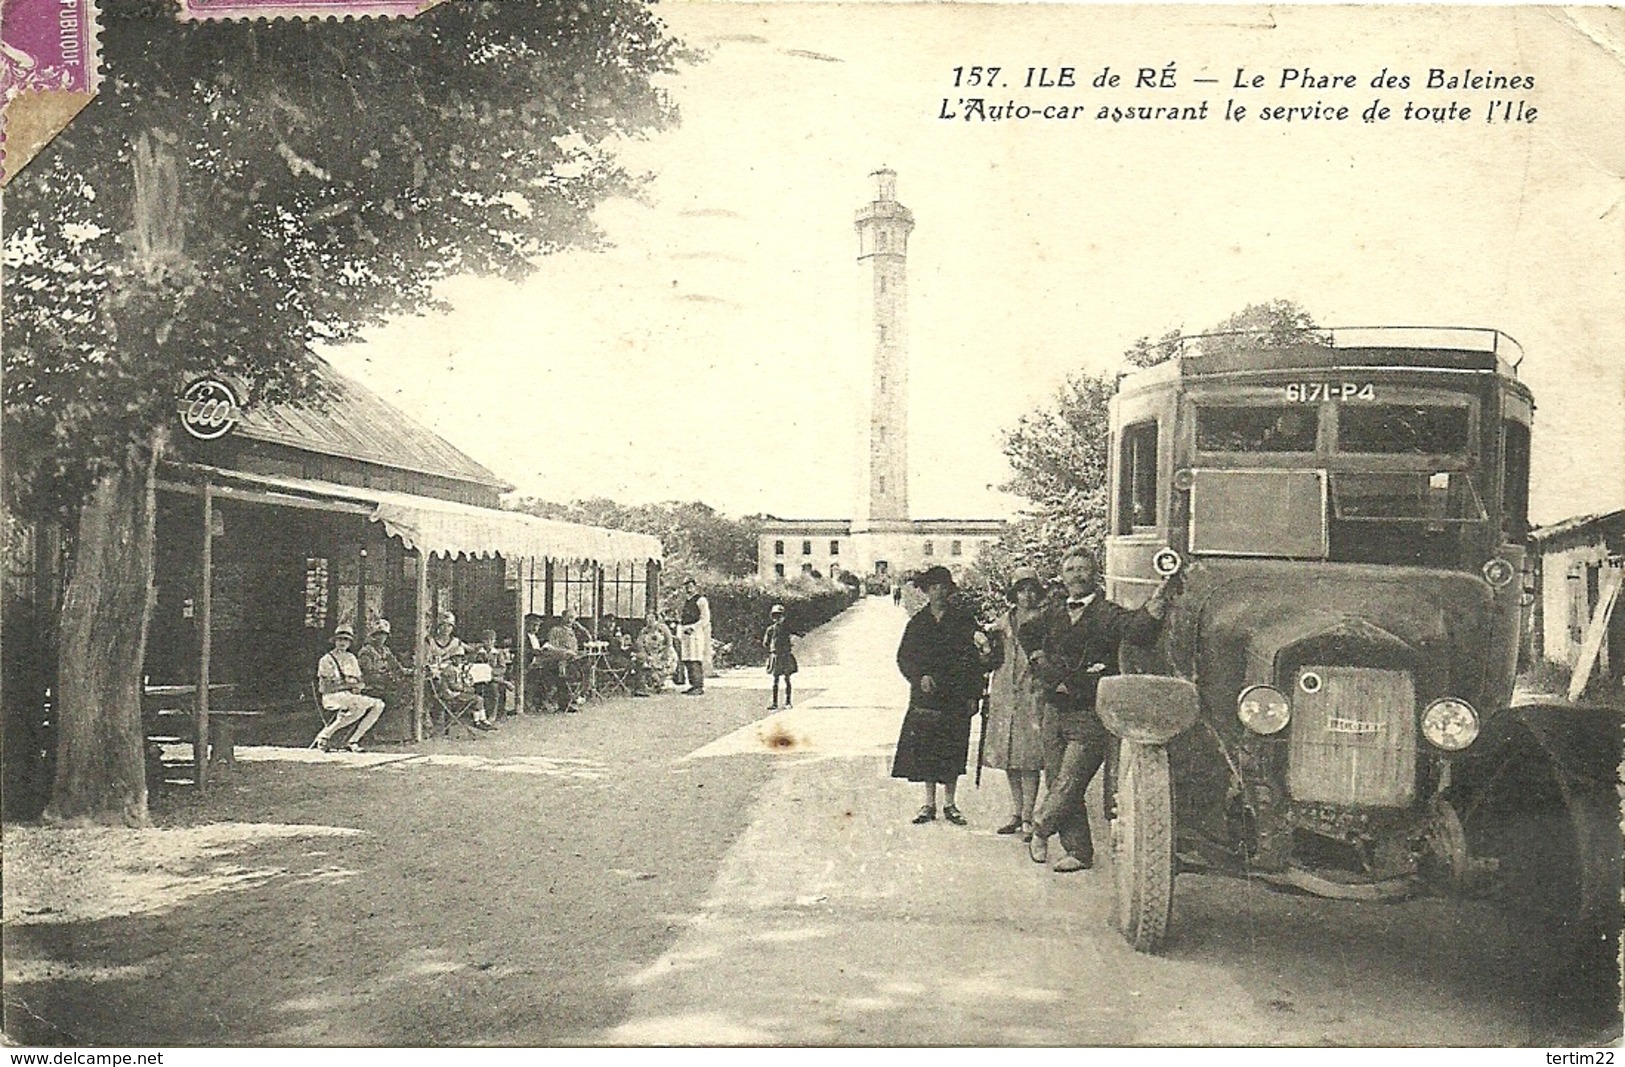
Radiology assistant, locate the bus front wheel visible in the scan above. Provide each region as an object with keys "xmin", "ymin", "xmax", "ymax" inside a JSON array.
[{"xmin": 1112, "ymin": 738, "xmax": 1175, "ymax": 953}]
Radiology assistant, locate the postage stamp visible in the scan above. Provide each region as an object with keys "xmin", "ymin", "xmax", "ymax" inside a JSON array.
[
  {"xmin": 0, "ymin": 0, "xmax": 101, "ymax": 182},
  {"xmin": 177, "ymin": 0, "xmax": 444, "ymax": 20}
]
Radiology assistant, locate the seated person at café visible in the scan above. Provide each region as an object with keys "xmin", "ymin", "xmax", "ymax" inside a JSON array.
[
  {"xmin": 423, "ymin": 611, "xmax": 466, "ymax": 670},
  {"xmin": 312, "ymin": 624, "xmax": 386, "ymax": 753},
  {"xmin": 602, "ymin": 614, "xmax": 634, "ymax": 669},
  {"xmin": 633, "ymin": 611, "xmax": 674, "ymax": 697},
  {"xmin": 428, "ymin": 645, "xmax": 494, "ymax": 733},
  {"xmin": 358, "ymin": 618, "xmax": 411, "ymax": 717},
  {"xmin": 524, "ymin": 613, "xmax": 548, "ymax": 712},
  {"xmin": 534, "ymin": 615, "xmax": 582, "ymax": 713},
  {"xmin": 470, "ymin": 628, "xmax": 516, "ymax": 719},
  {"xmin": 575, "ymin": 615, "xmax": 598, "ymax": 644}
]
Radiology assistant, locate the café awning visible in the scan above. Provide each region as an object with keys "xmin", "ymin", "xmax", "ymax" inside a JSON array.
[
  {"xmin": 159, "ymin": 466, "xmax": 662, "ymax": 567},
  {"xmin": 368, "ymin": 489, "xmax": 661, "ymax": 566}
]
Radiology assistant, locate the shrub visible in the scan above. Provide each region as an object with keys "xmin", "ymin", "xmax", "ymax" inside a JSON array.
[{"xmin": 670, "ymin": 573, "xmax": 856, "ymax": 668}]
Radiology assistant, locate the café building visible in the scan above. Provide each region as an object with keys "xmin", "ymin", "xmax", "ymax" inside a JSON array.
[{"xmin": 6, "ymin": 359, "xmax": 661, "ymax": 784}]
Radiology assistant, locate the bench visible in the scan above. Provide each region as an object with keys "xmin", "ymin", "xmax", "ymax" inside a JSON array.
[
  {"xmin": 144, "ymin": 689, "xmax": 316, "ymax": 767},
  {"xmin": 144, "ymin": 708, "xmax": 273, "ymax": 766}
]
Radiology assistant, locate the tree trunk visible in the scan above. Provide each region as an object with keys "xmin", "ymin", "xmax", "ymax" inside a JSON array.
[{"xmin": 44, "ymin": 434, "xmax": 162, "ymax": 827}]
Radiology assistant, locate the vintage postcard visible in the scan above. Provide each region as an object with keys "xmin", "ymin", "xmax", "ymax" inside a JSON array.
[{"xmin": 1, "ymin": 0, "xmax": 1621, "ymax": 1052}]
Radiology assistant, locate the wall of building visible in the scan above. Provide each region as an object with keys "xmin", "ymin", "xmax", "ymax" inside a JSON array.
[
  {"xmin": 759, "ymin": 526, "xmax": 1001, "ymax": 582},
  {"xmin": 759, "ymin": 529, "xmax": 850, "ymax": 581},
  {"xmin": 1538, "ymin": 541, "xmax": 1618, "ymax": 671}
]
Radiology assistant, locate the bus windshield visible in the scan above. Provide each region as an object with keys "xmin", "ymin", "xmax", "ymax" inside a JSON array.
[
  {"xmin": 1331, "ymin": 471, "xmax": 1486, "ymax": 523},
  {"xmin": 1337, "ymin": 405, "xmax": 1470, "ymax": 454},
  {"xmin": 1196, "ymin": 404, "xmax": 1318, "ymax": 452}
]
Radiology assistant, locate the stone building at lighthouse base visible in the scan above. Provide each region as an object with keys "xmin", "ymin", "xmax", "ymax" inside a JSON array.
[{"xmin": 757, "ymin": 517, "xmax": 1006, "ymax": 586}]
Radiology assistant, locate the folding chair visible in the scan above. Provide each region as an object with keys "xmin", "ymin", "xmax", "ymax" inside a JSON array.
[
  {"xmin": 564, "ymin": 657, "xmax": 594, "ymax": 707},
  {"xmin": 600, "ymin": 639, "xmax": 637, "ymax": 698},
  {"xmin": 576, "ymin": 641, "xmax": 610, "ymax": 703},
  {"xmin": 426, "ymin": 667, "xmax": 483, "ymax": 739},
  {"xmin": 315, "ymin": 680, "xmax": 336, "ymax": 731}
]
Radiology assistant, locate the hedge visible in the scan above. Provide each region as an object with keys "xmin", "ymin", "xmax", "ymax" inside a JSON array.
[{"xmin": 670, "ymin": 574, "xmax": 858, "ymax": 668}]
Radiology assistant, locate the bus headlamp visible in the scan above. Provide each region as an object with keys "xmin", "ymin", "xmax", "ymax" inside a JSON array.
[
  {"xmin": 1422, "ymin": 698, "xmax": 1480, "ymax": 751},
  {"xmin": 1238, "ymin": 685, "xmax": 1291, "ymax": 735}
]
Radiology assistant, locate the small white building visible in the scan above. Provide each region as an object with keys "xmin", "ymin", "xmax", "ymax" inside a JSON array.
[
  {"xmin": 1527, "ymin": 509, "xmax": 1624, "ymax": 697},
  {"xmin": 757, "ymin": 517, "xmax": 1006, "ymax": 583}
]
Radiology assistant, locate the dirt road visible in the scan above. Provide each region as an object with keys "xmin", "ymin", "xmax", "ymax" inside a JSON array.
[{"xmin": 3, "ymin": 597, "xmax": 1616, "ymax": 1046}]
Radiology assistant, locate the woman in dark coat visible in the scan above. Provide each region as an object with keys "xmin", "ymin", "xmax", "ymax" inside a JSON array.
[{"xmin": 892, "ymin": 566, "xmax": 995, "ymax": 825}]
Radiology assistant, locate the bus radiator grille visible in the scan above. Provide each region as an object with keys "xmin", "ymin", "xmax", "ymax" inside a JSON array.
[{"xmin": 1286, "ymin": 666, "xmax": 1416, "ymax": 808}]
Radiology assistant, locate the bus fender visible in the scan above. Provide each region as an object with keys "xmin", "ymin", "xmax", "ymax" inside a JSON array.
[
  {"xmin": 1454, "ymin": 702, "xmax": 1622, "ymax": 935},
  {"xmin": 1097, "ymin": 675, "xmax": 1200, "ymax": 745}
]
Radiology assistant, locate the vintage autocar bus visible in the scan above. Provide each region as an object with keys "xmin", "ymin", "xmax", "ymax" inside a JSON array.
[{"xmin": 1097, "ymin": 326, "xmax": 1619, "ymax": 955}]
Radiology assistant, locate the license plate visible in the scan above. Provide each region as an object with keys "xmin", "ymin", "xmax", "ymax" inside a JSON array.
[
  {"xmin": 1283, "ymin": 382, "xmax": 1376, "ymax": 402},
  {"xmin": 1326, "ymin": 716, "xmax": 1386, "ymax": 735}
]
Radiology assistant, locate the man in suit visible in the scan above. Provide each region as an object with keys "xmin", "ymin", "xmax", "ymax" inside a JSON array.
[{"xmin": 1021, "ymin": 550, "xmax": 1173, "ymax": 872}]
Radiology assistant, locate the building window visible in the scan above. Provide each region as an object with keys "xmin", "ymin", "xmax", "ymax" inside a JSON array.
[
  {"xmin": 923, "ymin": 541, "xmax": 934, "ymax": 557},
  {"xmin": 802, "ymin": 540, "xmax": 812, "ymax": 555},
  {"xmin": 829, "ymin": 540, "xmax": 840, "ymax": 556},
  {"xmin": 774, "ymin": 540, "xmax": 784, "ymax": 556},
  {"xmin": 774, "ymin": 563, "xmax": 785, "ymax": 578},
  {"xmin": 950, "ymin": 540, "xmax": 962, "ymax": 556},
  {"xmin": 802, "ymin": 562, "xmax": 814, "ymax": 575}
]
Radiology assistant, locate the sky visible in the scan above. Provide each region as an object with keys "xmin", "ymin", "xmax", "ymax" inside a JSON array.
[{"xmin": 323, "ymin": 3, "xmax": 1624, "ymax": 527}]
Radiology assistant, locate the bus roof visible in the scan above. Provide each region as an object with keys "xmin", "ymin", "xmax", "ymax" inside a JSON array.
[{"xmin": 1116, "ymin": 326, "xmax": 1525, "ymax": 393}]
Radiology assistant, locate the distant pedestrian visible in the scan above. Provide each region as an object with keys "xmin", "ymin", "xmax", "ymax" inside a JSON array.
[
  {"xmin": 983, "ymin": 566, "xmax": 1048, "ymax": 841},
  {"xmin": 892, "ymin": 583, "xmax": 903, "ymax": 607},
  {"xmin": 891, "ymin": 566, "xmax": 994, "ymax": 826},
  {"xmin": 677, "ymin": 578, "xmax": 711, "ymax": 695},
  {"xmin": 763, "ymin": 603, "xmax": 798, "ymax": 709}
]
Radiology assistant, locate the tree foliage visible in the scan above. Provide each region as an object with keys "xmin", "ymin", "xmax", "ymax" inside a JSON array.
[
  {"xmin": 997, "ymin": 370, "xmax": 1117, "ymax": 570},
  {"xmin": 993, "ymin": 300, "xmax": 1322, "ymax": 579},
  {"xmin": 511, "ymin": 497, "xmax": 763, "ymax": 581},
  {"xmin": 1, "ymin": 0, "xmax": 685, "ymax": 823},
  {"xmin": 4, "ymin": 0, "xmax": 682, "ymax": 515}
]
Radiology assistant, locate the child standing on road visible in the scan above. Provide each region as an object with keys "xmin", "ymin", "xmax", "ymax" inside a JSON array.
[{"xmin": 763, "ymin": 604, "xmax": 798, "ymax": 710}]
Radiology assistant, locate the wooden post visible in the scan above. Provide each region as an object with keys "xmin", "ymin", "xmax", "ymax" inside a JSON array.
[
  {"xmin": 513, "ymin": 557, "xmax": 526, "ymax": 716},
  {"xmin": 412, "ymin": 548, "xmax": 428, "ymax": 742},
  {"xmin": 196, "ymin": 478, "xmax": 214, "ymax": 791},
  {"xmin": 592, "ymin": 562, "xmax": 603, "ymax": 637}
]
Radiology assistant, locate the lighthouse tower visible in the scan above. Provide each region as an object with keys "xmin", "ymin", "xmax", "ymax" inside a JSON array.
[
  {"xmin": 754, "ymin": 169, "xmax": 1005, "ymax": 586},
  {"xmin": 853, "ymin": 167, "xmax": 913, "ymax": 528}
]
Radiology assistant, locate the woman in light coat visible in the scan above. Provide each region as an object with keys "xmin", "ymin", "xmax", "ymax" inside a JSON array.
[{"xmin": 981, "ymin": 566, "xmax": 1048, "ymax": 840}]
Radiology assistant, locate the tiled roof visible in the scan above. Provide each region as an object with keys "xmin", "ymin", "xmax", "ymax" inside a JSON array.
[
  {"xmin": 1530, "ymin": 508, "xmax": 1625, "ymax": 544},
  {"xmin": 236, "ymin": 359, "xmax": 510, "ymax": 492}
]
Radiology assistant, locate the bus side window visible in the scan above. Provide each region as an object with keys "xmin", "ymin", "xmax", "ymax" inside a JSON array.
[
  {"xmin": 1119, "ymin": 419, "xmax": 1159, "ymax": 532},
  {"xmin": 1501, "ymin": 419, "xmax": 1530, "ymax": 541}
]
